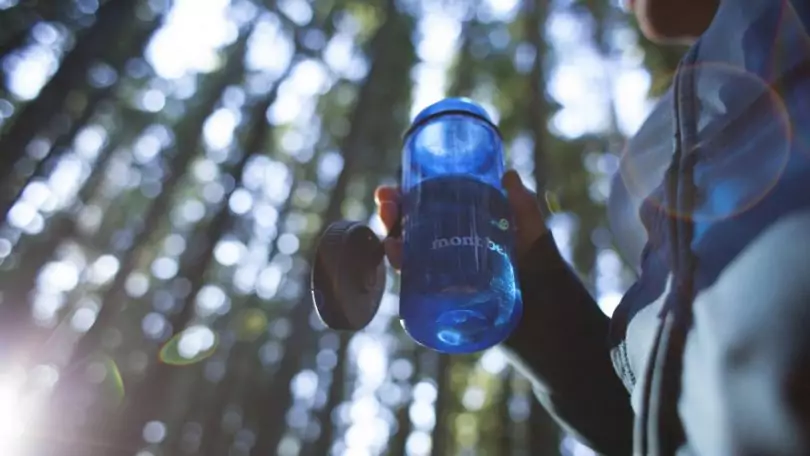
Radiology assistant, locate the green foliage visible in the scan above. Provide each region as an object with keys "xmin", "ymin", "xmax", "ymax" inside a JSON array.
[{"xmin": 638, "ymin": 36, "xmax": 687, "ymax": 96}]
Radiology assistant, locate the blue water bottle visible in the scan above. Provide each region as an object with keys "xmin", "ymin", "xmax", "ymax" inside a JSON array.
[{"xmin": 311, "ymin": 98, "xmax": 523, "ymax": 354}]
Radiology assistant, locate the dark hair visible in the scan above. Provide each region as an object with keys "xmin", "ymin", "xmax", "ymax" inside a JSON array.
[{"xmin": 636, "ymin": 0, "xmax": 719, "ymax": 44}]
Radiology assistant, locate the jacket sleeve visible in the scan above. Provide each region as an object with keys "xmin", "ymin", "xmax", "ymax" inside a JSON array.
[
  {"xmin": 500, "ymin": 232, "xmax": 634, "ymax": 456},
  {"xmin": 677, "ymin": 210, "xmax": 810, "ymax": 456}
]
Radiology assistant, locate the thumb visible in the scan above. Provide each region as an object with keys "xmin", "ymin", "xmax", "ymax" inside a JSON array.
[
  {"xmin": 502, "ymin": 170, "xmax": 548, "ymax": 253},
  {"xmin": 502, "ymin": 170, "xmax": 538, "ymax": 214}
]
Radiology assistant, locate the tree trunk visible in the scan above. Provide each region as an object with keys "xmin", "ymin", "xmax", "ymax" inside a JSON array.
[
  {"xmin": 192, "ymin": 80, "xmax": 295, "ymax": 453},
  {"xmin": 83, "ymin": 39, "xmax": 279, "ymax": 456},
  {"xmin": 251, "ymin": 4, "xmax": 415, "ymax": 453},
  {"xmin": 447, "ymin": 6, "xmax": 481, "ymax": 99},
  {"xmin": 0, "ymin": 0, "xmax": 69, "ymax": 63},
  {"xmin": 200, "ymin": 335, "xmax": 256, "ymax": 456},
  {"xmin": 528, "ymin": 399, "xmax": 560, "ymax": 455},
  {"xmin": 0, "ymin": 0, "xmax": 141, "ymax": 185},
  {"xmin": 202, "ymin": 179, "xmax": 299, "ymax": 454},
  {"xmin": 36, "ymin": 31, "xmax": 254, "ymax": 456},
  {"xmin": 497, "ymin": 369, "xmax": 515, "ymax": 456},
  {"xmin": 306, "ymin": 331, "xmax": 349, "ymax": 456},
  {"xmin": 0, "ymin": 109, "xmax": 150, "ymax": 368},
  {"xmin": 522, "ymin": 2, "xmax": 562, "ymax": 453},
  {"xmin": 388, "ymin": 346, "xmax": 418, "ymax": 456},
  {"xmin": 430, "ymin": 354, "xmax": 451, "ymax": 456},
  {"xmin": 68, "ymin": 30, "xmax": 253, "ymax": 368},
  {"xmin": 524, "ymin": 0, "xmax": 551, "ymax": 203},
  {"xmin": 0, "ymin": 12, "xmax": 165, "ymax": 226}
]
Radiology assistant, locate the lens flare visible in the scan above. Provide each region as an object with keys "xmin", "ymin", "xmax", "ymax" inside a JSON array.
[
  {"xmin": 159, "ymin": 325, "xmax": 219, "ymax": 366},
  {"xmin": 618, "ymin": 61, "xmax": 791, "ymax": 223},
  {"xmin": 0, "ymin": 369, "xmax": 33, "ymax": 456}
]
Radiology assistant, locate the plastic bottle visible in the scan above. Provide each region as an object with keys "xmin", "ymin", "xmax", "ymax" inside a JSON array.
[{"xmin": 398, "ymin": 98, "xmax": 523, "ymax": 354}]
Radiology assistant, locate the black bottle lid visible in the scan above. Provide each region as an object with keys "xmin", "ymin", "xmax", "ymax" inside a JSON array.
[{"xmin": 311, "ymin": 220, "xmax": 387, "ymax": 331}]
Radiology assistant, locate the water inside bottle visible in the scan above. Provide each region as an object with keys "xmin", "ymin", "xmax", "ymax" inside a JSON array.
[{"xmin": 399, "ymin": 174, "xmax": 523, "ymax": 354}]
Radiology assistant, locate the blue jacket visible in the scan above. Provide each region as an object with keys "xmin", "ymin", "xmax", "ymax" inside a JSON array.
[{"xmin": 504, "ymin": 1, "xmax": 810, "ymax": 454}]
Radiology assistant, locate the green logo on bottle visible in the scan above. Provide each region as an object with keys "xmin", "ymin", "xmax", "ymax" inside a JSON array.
[{"xmin": 491, "ymin": 218, "xmax": 509, "ymax": 231}]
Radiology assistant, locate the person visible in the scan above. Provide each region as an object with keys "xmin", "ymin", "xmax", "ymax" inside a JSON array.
[{"xmin": 375, "ymin": 0, "xmax": 810, "ymax": 454}]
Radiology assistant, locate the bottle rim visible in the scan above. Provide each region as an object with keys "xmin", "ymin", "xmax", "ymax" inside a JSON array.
[{"xmin": 403, "ymin": 98, "xmax": 502, "ymax": 140}]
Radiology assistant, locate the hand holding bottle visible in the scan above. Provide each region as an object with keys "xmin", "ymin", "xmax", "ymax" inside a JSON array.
[
  {"xmin": 313, "ymin": 98, "xmax": 545, "ymax": 353},
  {"xmin": 374, "ymin": 169, "xmax": 549, "ymax": 271}
]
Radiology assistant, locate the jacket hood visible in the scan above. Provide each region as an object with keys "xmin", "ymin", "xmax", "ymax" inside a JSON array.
[{"xmin": 608, "ymin": 0, "xmax": 810, "ymax": 273}]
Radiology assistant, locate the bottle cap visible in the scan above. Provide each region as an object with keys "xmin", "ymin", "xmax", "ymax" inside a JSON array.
[
  {"xmin": 311, "ymin": 221, "xmax": 387, "ymax": 331},
  {"xmin": 407, "ymin": 97, "xmax": 498, "ymax": 137}
]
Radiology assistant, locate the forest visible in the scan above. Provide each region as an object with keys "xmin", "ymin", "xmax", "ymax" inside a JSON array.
[{"xmin": 0, "ymin": 0, "xmax": 684, "ymax": 455}]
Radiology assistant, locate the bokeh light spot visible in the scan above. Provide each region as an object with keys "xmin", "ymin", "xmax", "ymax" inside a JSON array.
[{"xmin": 160, "ymin": 325, "xmax": 219, "ymax": 365}]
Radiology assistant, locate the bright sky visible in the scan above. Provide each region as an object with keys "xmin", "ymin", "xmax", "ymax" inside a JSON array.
[
  {"xmin": 3, "ymin": 0, "xmax": 651, "ymax": 137},
  {"xmin": 0, "ymin": 0, "xmax": 652, "ymax": 454}
]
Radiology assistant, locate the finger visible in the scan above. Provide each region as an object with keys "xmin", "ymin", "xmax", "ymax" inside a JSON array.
[
  {"xmin": 377, "ymin": 200, "xmax": 400, "ymax": 236},
  {"xmin": 374, "ymin": 185, "xmax": 400, "ymax": 205},
  {"xmin": 375, "ymin": 186, "xmax": 401, "ymax": 236},
  {"xmin": 384, "ymin": 237, "xmax": 403, "ymax": 270}
]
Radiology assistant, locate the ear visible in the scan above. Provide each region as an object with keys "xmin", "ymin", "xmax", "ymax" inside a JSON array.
[{"xmin": 634, "ymin": 0, "xmax": 720, "ymax": 44}]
